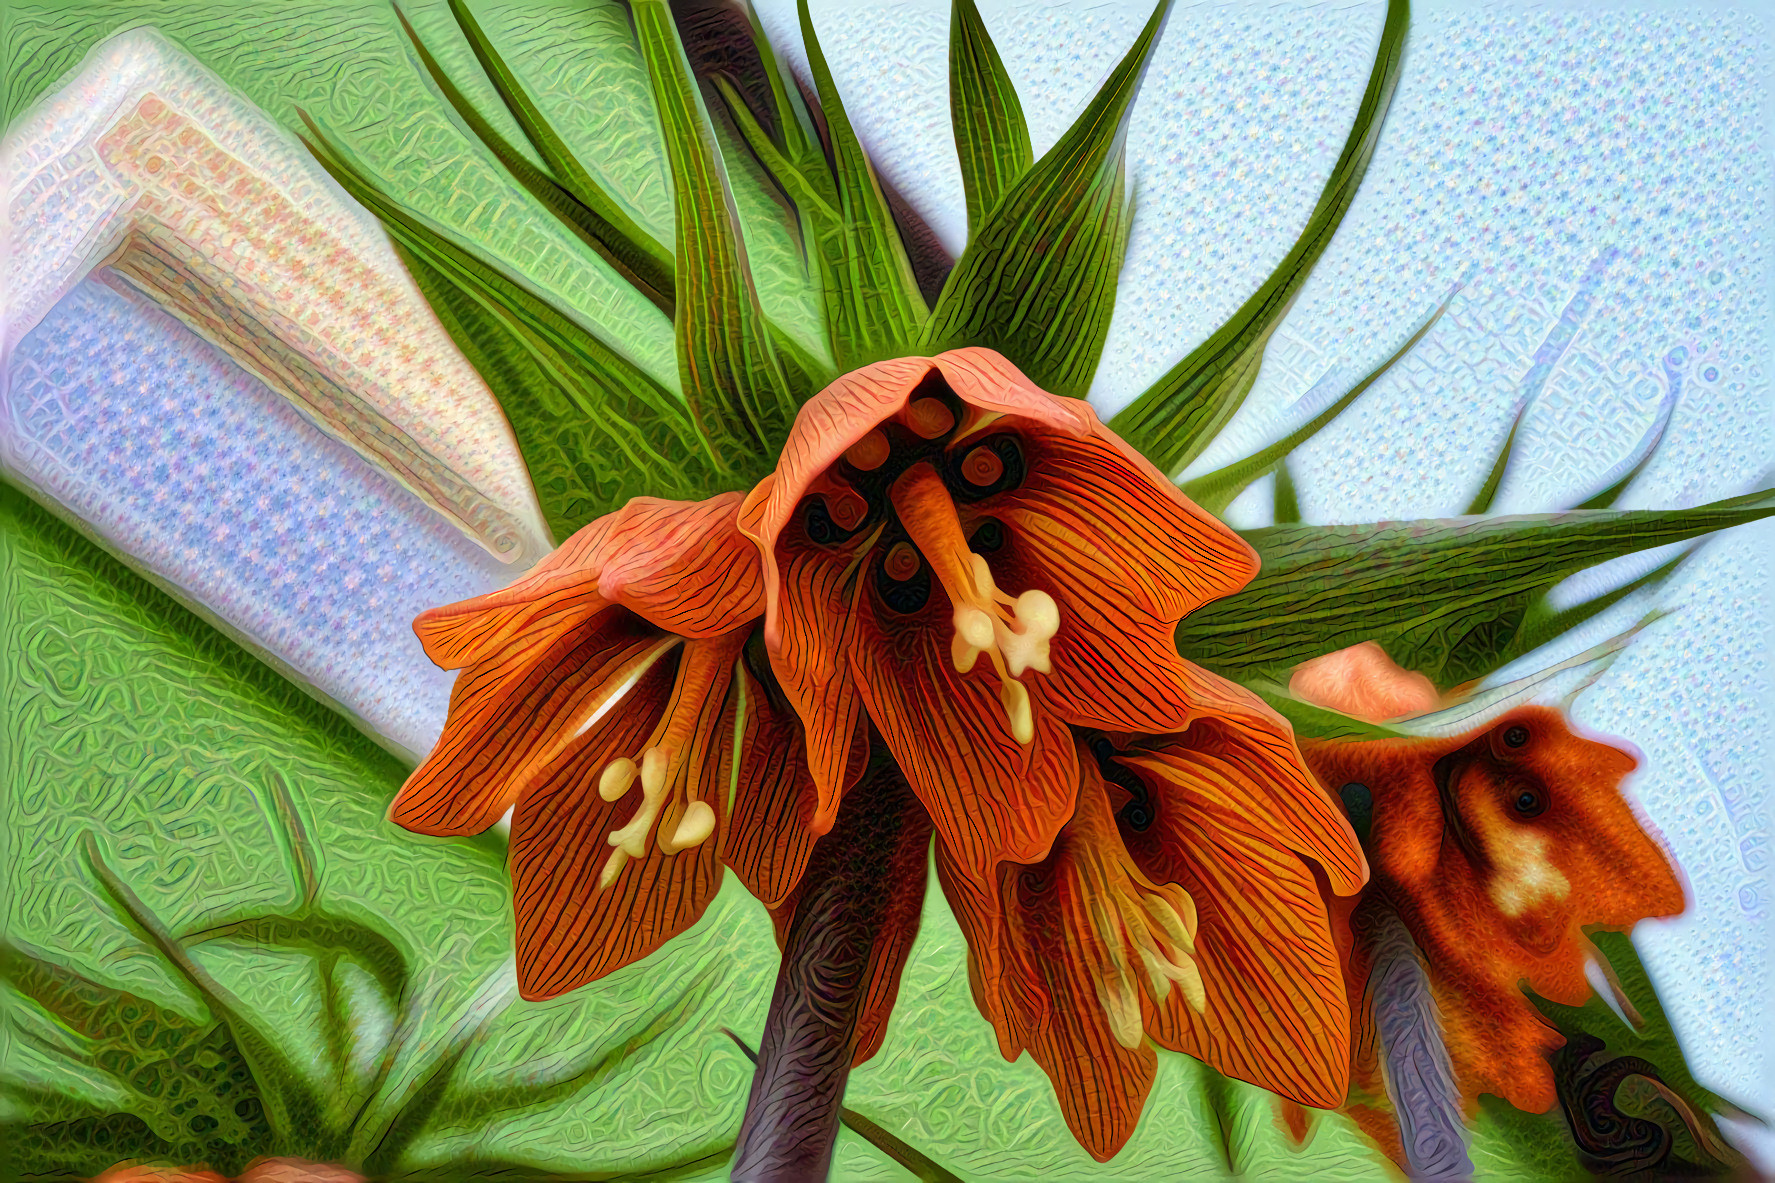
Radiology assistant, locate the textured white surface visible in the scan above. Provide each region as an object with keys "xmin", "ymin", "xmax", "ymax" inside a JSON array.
[{"xmin": 764, "ymin": 0, "xmax": 1774, "ymax": 1163}]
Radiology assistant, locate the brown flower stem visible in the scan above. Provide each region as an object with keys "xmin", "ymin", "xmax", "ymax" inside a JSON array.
[{"xmin": 731, "ymin": 756, "xmax": 927, "ymax": 1182}]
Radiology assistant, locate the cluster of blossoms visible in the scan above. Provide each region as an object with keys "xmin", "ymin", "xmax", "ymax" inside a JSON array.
[
  {"xmin": 394, "ymin": 349, "xmax": 1363, "ymax": 1157},
  {"xmin": 391, "ymin": 349, "xmax": 1682, "ymax": 1162}
]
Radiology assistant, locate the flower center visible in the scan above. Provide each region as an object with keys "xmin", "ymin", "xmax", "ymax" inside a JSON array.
[{"xmin": 890, "ymin": 461, "xmax": 1059, "ymax": 744}]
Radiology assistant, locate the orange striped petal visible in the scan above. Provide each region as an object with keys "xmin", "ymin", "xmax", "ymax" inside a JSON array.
[
  {"xmin": 1124, "ymin": 775, "xmax": 1352, "ymax": 1107},
  {"xmin": 990, "ymin": 427, "xmax": 1257, "ymax": 626},
  {"xmin": 1124, "ymin": 673, "xmax": 1367, "ymax": 896},
  {"xmin": 974, "ymin": 763, "xmax": 1184, "ymax": 1162},
  {"xmin": 849, "ymin": 590, "xmax": 1077, "ymax": 879},
  {"xmin": 509, "ymin": 638, "xmax": 741, "ymax": 998},
  {"xmin": 415, "ymin": 493, "xmax": 759, "ymax": 670},
  {"xmin": 390, "ymin": 610, "xmax": 668, "ymax": 835},
  {"xmin": 723, "ymin": 665, "xmax": 821, "ymax": 909}
]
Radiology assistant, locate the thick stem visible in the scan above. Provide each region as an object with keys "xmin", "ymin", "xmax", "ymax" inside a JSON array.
[{"xmin": 731, "ymin": 757, "xmax": 925, "ymax": 1182}]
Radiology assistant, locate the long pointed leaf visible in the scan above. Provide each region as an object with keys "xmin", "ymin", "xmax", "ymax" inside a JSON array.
[
  {"xmin": 1272, "ymin": 458, "xmax": 1302, "ymax": 524},
  {"xmin": 797, "ymin": 0, "xmax": 930, "ymax": 366},
  {"xmin": 1183, "ymin": 286, "xmax": 1455, "ymax": 514},
  {"xmin": 297, "ymin": 117, "xmax": 715, "ymax": 535},
  {"xmin": 1572, "ymin": 370, "xmax": 1679, "ymax": 510},
  {"xmin": 1500, "ymin": 545, "xmax": 1695, "ymax": 668},
  {"xmin": 922, "ymin": 0, "xmax": 1167, "ymax": 395},
  {"xmin": 1111, "ymin": 0, "xmax": 1409, "ymax": 473},
  {"xmin": 440, "ymin": 0, "xmax": 676, "ymax": 302},
  {"xmin": 949, "ymin": 0, "xmax": 1032, "ymax": 234},
  {"xmin": 394, "ymin": 3, "xmax": 675, "ymax": 314},
  {"xmin": 634, "ymin": 0, "xmax": 796, "ymax": 466},
  {"xmin": 82, "ymin": 834, "xmax": 324, "ymax": 1153},
  {"xmin": 1175, "ymin": 490, "xmax": 1775, "ymax": 687},
  {"xmin": 1465, "ymin": 401, "xmax": 1530, "ymax": 515}
]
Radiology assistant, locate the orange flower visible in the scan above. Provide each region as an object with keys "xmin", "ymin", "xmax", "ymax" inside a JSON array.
[
  {"xmin": 736, "ymin": 348, "xmax": 1261, "ymax": 881},
  {"xmin": 1303, "ymin": 707, "xmax": 1685, "ymax": 1117},
  {"xmin": 736, "ymin": 349, "xmax": 1366, "ymax": 1159},
  {"xmin": 389, "ymin": 494, "xmax": 814, "ymax": 998}
]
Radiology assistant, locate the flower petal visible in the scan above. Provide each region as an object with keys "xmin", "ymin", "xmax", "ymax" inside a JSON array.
[
  {"xmin": 415, "ymin": 493, "xmax": 759, "ymax": 670},
  {"xmin": 723, "ymin": 665, "xmax": 820, "ymax": 908},
  {"xmin": 390, "ymin": 609, "xmax": 667, "ymax": 835},
  {"xmin": 509, "ymin": 642, "xmax": 739, "ymax": 998},
  {"xmin": 1122, "ymin": 771, "xmax": 1352, "ymax": 1108},
  {"xmin": 1125, "ymin": 674, "xmax": 1367, "ymax": 896},
  {"xmin": 1288, "ymin": 641, "xmax": 1442, "ymax": 722},
  {"xmin": 990, "ymin": 426, "xmax": 1256, "ymax": 627},
  {"xmin": 849, "ymin": 589, "xmax": 1077, "ymax": 879}
]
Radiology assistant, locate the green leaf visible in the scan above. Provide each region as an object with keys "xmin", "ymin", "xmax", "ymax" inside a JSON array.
[
  {"xmin": 430, "ymin": 0, "xmax": 676, "ymax": 311},
  {"xmin": 82, "ymin": 834, "xmax": 329, "ymax": 1155},
  {"xmin": 922, "ymin": 0, "xmax": 1166, "ymax": 395},
  {"xmin": 2, "ymin": 940, "xmax": 275, "ymax": 1179},
  {"xmin": 1522, "ymin": 931, "xmax": 1756, "ymax": 1175},
  {"xmin": 1175, "ymin": 490, "xmax": 1775, "ymax": 688},
  {"xmin": 949, "ymin": 0, "xmax": 1033, "ymax": 235},
  {"xmin": 1465, "ymin": 401, "xmax": 1530, "ymax": 515},
  {"xmin": 1182, "ymin": 286, "xmax": 1455, "ymax": 516},
  {"xmin": 1111, "ymin": 0, "xmax": 1409, "ymax": 474},
  {"xmin": 296, "ymin": 116, "xmax": 718, "ymax": 537},
  {"xmin": 1272, "ymin": 458, "xmax": 1301, "ymax": 524},
  {"xmin": 1498, "ymin": 545, "xmax": 1694, "ymax": 670},
  {"xmin": 633, "ymin": 0, "xmax": 797, "ymax": 466},
  {"xmin": 797, "ymin": 0, "xmax": 931, "ymax": 367}
]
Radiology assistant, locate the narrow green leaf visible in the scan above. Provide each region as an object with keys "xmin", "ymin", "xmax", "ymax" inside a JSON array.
[
  {"xmin": 1466, "ymin": 401, "xmax": 1530, "ymax": 515},
  {"xmin": 394, "ymin": 3, "xmax": 676, "ymax": 314},
  {"xmin": 82, "ymin": 834, "xmax": 322, "ymax": 1151},
  {"xmin": 949, "ymin": 0, "xmax": 1033, "ymax": 234},
  {"xmin": 1500, "ymin": 545, "xmax": 1695, "ymax": 668},
  {"xmin": 633, "ymin": 0, "xmax": 797, "ymax": 464},
  {"xmin": 1175, "ymin": 490, "xmax": 1775, "ymax": 688},
  {"xmin": 438, "ymin": 0, "xmax": 676, "ymax": 305},
  {"xmin": 923, "ymin": 1, "xmax": 1166, "ymax": 395},
  {"xmin": 297, "ymin": 116, "xmax": 716, "ymax": 535},
  {"xmin": 716, "ymin": 75, "xmax": 840, "ymax": 221},
  {"xmin": 798, "ymin": 0, "xmax": 931, "ymax": 366},
  {"xmin": 1272, "ymin": 458, "xmax": 1301, "ymax": 524},
  {"xmin": 1111, "ymin": 0, "xmax": 1409, "ymax": 473},
  {"xmin": 1247, "ymin": 681, "xmax": 1407, "ymax": 741},
  {"xmin": 1183, "ymin": 287, "xmax": 1454, "ymax": 515},
  {"xmin": 1572, "ymin": 380, "xmax": 1678, "ymax": 509}
]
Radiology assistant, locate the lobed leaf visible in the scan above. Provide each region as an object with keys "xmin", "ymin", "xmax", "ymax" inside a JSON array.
[
  {"xmin": 948, "ymin": 0, "xmax": 1032, "ymax": 235},
  {"xmin": 633, "ymin": 0, "xmax": 798, "ymax": 466},
  {"xmin": 1111, "ymin": 0, "xmax": 1409, "ymax": 474},
  {"xmin": 1177, "ymin": 490, "xmax": 1775, "ymax": 688},
  {"xmin": 922, "ymin": 0, "xmax": 1167, "ymax": 396}
]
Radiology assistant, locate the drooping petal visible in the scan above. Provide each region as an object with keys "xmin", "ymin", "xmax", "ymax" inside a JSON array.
[
  {"xmin": 951, "ymin": 761, "xmax": 1195, "ymax": 1162},
  {"xmin": 1123, "ymin": 770, "xmax": 1352, "ymax": 1107},
  {"xmin": 756, "ymin": 517, "xmax": 872, "ymax": 830},
  {"xmin": 415, "ymin": 493, "xmax": 760, "ymax": 670},
  {"xmin": 390, "ymin": 609, "xmax": 670, "ymax": 835},
  {"xmin": 723, "ymin": 664, "xmax": 821, "ymax": 908},
  {"xmin": 989, "ymin": 426, "xmax": 1257, "ymax": 627},
  {"xmin": 1124, "ymin": 674, "xmax": 1367, "ymax": 896},
  {"xmin": 849, "ymin": 584, "xmax": 1078, "ymax": 878},
  {"xmin": 509, "ymin": 638, "xmax": 741, "ymax": 998}
]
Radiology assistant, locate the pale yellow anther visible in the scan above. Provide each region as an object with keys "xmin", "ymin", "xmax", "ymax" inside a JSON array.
[
  {"xmin": 607, "ymin": 744, "xmax": 674, "ymax": 858},
  {"xmin": 942, "ymin": 555, "xmax": 1061, "ymax": 744},
  {"xmin": 597, "ymin": 848, "xmax": 629, "ymax": 890},
  {"xmin": 661, "ymin": 800, "xmax": 716, "ymax": 854},
  {"xmin": 598, "ymin": 757, "xmax": 637, "ymax": 802},
  {"xmin": 952, "ymin": 607, "xmax": 996, "ymax": 672},
  {"xmin": 1145, "ymin": 894, "xmax": 1198, "ymax": 960}
]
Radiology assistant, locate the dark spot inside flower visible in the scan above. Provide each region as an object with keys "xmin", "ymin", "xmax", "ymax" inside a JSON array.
[
  {"xmin": 970, "ymin": 518, "xmax": 1006, "ymax": 552},
  {"xmin": 946, "ymin": 432, "xmax": 1025, "ymax": 503},
  {"xmin": 1339, "ymin": 782, "xmax": 1374, "ymax": 846},
  {"xmin": 874, "ymin": 540, "xmax": 931, "ymax": 614},
  {"xmin": 1091, "ymin": 735, "xmax": 1154, "ymax": 832}
]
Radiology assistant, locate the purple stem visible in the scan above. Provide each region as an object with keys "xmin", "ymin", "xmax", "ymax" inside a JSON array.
[{"xmin": 731, "ymin": 757, "xmax": 925, "ymax": 1182}]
